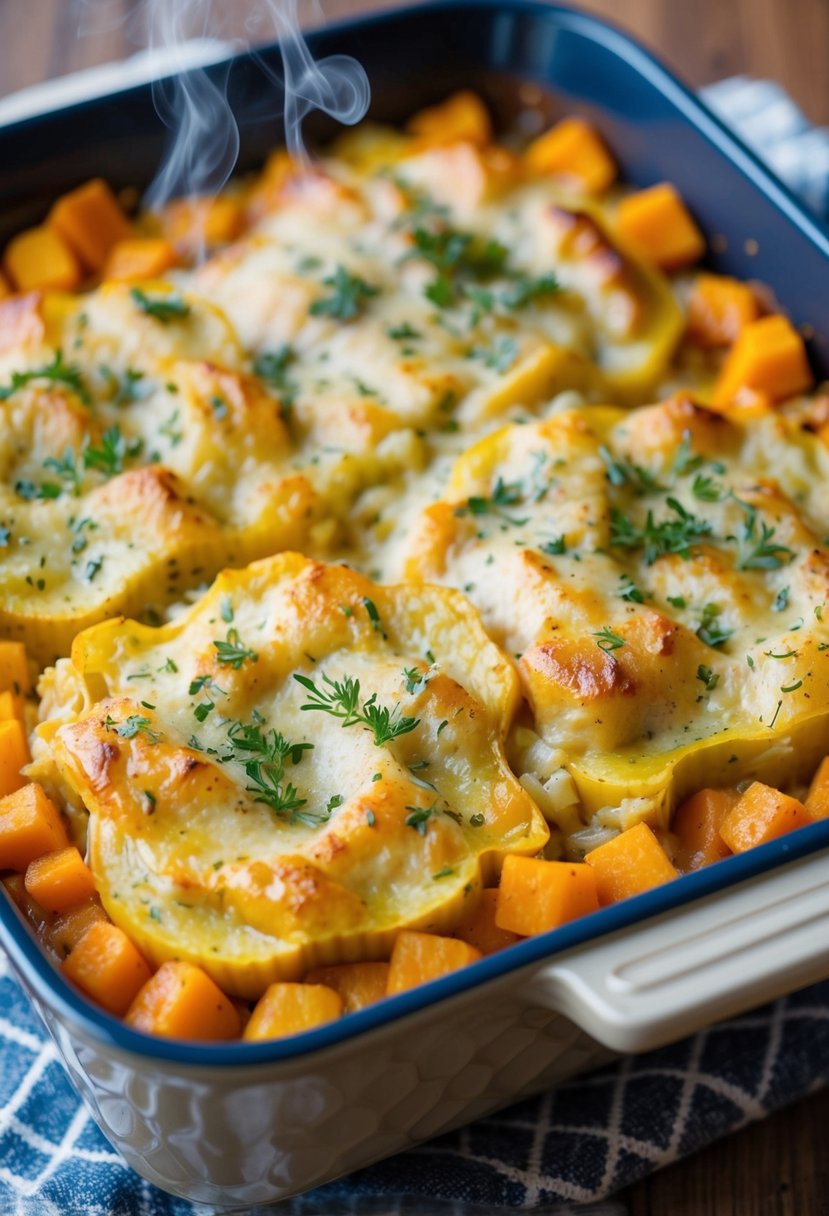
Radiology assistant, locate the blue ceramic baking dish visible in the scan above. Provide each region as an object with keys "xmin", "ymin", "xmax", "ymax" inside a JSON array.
[{"xmin": 2, "ymin": 0, "xmax": 829, "ymax": 1205}]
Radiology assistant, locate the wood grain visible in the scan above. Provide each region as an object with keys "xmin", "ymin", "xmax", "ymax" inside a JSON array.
[{"xmin": 0, "ymin": 1, "xmax": 826, "ymax": 1212}]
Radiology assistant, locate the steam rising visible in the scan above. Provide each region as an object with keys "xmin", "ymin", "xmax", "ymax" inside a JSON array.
[{"xmin": 77, "ymin": 0, "xmax": 370, "ymax": 209}]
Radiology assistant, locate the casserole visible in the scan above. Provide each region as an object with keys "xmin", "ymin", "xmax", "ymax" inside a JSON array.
[{"xmin": 2, "ymin": 0, "xmax": 829, "ymax": 1204}]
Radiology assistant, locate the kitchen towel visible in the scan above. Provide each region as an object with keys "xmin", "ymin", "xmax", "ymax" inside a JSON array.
[{"xmin": 1, "ymin": 68, "xmax": 829, "ymax": 1216}]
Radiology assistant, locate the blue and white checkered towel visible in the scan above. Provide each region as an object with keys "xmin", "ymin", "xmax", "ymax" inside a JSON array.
[{"xmin": 2, "ymin": 75, "xmax": 829, "ymax": 1216}]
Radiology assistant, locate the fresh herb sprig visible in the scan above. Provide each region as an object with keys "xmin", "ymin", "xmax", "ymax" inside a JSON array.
[
  {"xmin": 610, "ymin": 499, "xmax": 713, "ymax": 566},
  {"xmin": 294, "ymin": 672, "xmax": 420, "ymax": 746},
  {"xmin": 213, "ymin": 628, "xmax": 258, "ymax": 670},
  {"xmin": 309, "ymin": 266, "xmax": 379, "ymax": 321},
  {"xmin": 131, "ymin": 288, "xmax": 191, "ymax": 324},
  {"xmin": 455, "ymin": 478, "xmax": 529, "ymax": 527},
  {"xmin": 0, "ymin": 349, "xmax": 90, "ymax": 404},
  {"xmin": 226, "ymin": 719, "xmax": 317, "ymax": 824}
]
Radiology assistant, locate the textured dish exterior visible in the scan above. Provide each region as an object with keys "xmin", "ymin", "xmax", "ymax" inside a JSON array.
[
  {"xmin": 3, "ymin": 0, "xmax": 829, "ymax": 1204},
  {"xmin": 30, "ymin": 955, "xmax": 609, "ymax": 1205}
]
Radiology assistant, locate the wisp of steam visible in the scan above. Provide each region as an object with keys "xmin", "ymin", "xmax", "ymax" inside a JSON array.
[{"xmin": 76, "ymin": 0, "xmax": 370, "ymax": 211}]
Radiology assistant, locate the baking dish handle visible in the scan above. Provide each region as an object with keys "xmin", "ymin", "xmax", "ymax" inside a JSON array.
[{"xmin": 528, "ymin": 846, "xmax": 829, "ymax": 1053}]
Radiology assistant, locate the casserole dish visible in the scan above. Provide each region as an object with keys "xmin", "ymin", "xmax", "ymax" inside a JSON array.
[{"xmin": 2, "ymin": 0, "xmax": 829, "ymax": 1204}]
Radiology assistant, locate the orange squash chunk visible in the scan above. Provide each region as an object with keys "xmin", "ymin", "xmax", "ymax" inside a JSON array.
[
  {"xmin": 49, "ymin": 900, "xmax": 108, "ymax": 959},
  {"xmin": 24, "ymin": 846, "xmax": 96, "ymax": 913},
  {"xmin": 496, "ymin": 857, "xmax": 599, "ymax": 936},
  {"xmin": 454, "ymin": 888, "xmax": 522, "ymax": 954},
  {"xmin": 673, "ymin": 788, "xmax": 738, "ymax": 871},
  {"xmin": 0, "ymin": 783, "xmax": 69, "ymax": 871},
  {"xmin": 0, "ymin": 641, "xmax": 31, "ymax": 695},
  {"xmin": 4, "ymin": 226, "xmax": 81, "ymax": 292},
  {"xmin": 719, "ymin": 781, "xmax": 812, "ymax": 853},
  {"xmin": 585, "ymin": 822, "xmax": 678, "ymax": 904},
  {"xmin": 407, "ymin": 90, "xmax": 492, "ymax": 148},
  {"xmin": 805, "ymin": 757, "xmax": 829, "ymax": 821},
  {"xmin": 523, "ymin": 117, "xmax": 616, "ymax": 194},
  {"xmin": 0, "ymin": 722, "xmax": 32, "ymax": 800},
  {"xmin": 0, "ymin": 270, "xmax": 10, "ymax": 299},
  {"xmin": 687, "ymin": 273, "xmax": 758, "ymax": 347},
  {"xmin": 0, "ymin": 691, "xmax": 25, "ymax": 724},
  {"xmin": 616, "ymin": 182, "xmax": 705, "ymax": 270},
  {"xmin": 386, "ymin": 930, "xmax": 482, "ymax": 995},
  {"xmin": 304, "ymin": 962, "xmax": 389, "ymax": 1013},
  {"xmin": 104, "ymin": 237, "xmax": 178, "ymax": 283},
  {"xmin": 126, "ymin": 960, "xmax": 241, "ymax": 1040},
  {"xmin": 712, "ymin": 315, "xmax": 812, "ymax": 408},
  {"xmin": 243, "ymin": 982, "xmax": 342, "ymax": 1041},
  {"xmin": 49, "ymin": 178, "xmax": 131, "ymax": 272},
  {"xmin": 161, "ymin": 195, "xmax": 244, "ymax": 252},
  {"xmin": 62, "ymin": 921, "xmax": 152, "ymax": 1017}
]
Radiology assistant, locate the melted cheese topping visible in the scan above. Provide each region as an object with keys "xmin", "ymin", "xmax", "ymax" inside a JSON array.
[
  {"xmin": 34, "ymin": 555, "xmax": 546, "ymax": 994},
  {"xmin": 23, "ymin": 118, "xmax": 829, "ymax": 982}
]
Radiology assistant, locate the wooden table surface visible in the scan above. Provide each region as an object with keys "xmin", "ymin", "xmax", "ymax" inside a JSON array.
[{"xmin": 1, "ymin": 1, "xmax": 828, "ymax": 1213}]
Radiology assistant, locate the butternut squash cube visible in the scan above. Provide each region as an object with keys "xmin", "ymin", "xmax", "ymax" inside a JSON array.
[
  {"xmin": 0, "ymin": 721, "xmax": 31, "ymax": 800},
  {"xmin": 712, "ymin": 315, "xmax": 812, "ymax": 407},
  {"xmin": 805, "ymin": 756, "xmax": 829, "ymax": 821},
  {"xmin": 407, "ymin": 90, "xmax": 492, "ymax": 148},
  {"xmin": 0, "ymin": 690, "xmax": 25, "ymax": 724},
  {"xmin": 496, "ymin": 857, "xmax": 599, "ymax": 936},
  {"xmin": 687, "ymin": 273, "xmax": 758, "ymax": 347},
  {"xmin": 243, "ymin": 982, "xmax": 342, "ymax": 1041},
  {"xmin": 4, "ymin": 226, "xmax": 81, "ymax": 292},
  {"xmin": 386, "ymin": 930, "xmax": 482, "ymax": 995},
  {"xmin": 0, "ymin": 783, "xmax": 69, "ymax": 871},
  {"xmin": 304, "ymin": 961, "xmax": 389, "ymax": 1013},
  {"xmin": 62, "ymin": 920, "xmax": 152, "ymax": 1017},
  {"xmin": 24, "ymin": 845, "xmax": 96, "ymax": 913},
  {"xmin": 49, "ymin": 178, "xmax": 131, "ymax": 272},
  {"xmin": 523, "ymin": 117, "xmax": 617, "ymax": 194},
  {"xmin": 49, "ymin": 899, "xmax": 108, "ymax": 959},
  {"xmin": 672, "ymin": 788, "xmax": 738, "ymax": 871},
  {"xmin": 454, "ymin": 888, "xmax": 522, "ymax": 954},
  {"xmin": 104, "ymin": 237, "xmax": 178, "ymax": 283},
  {"xmin": 719, "ymin": 781, "xmax": 812, "ymax": 853},
  {"xmin": 126, "ymin": 960, "xmax": 241, "ymax": 1040},
  {"xmin": 0, "ymin": 640, "xmax": 31, "ymax": 694},
  {"xmin": 585, "ymin": 822, "xmax": 678, "ymax": 904},
  {"xmin": 616, "ymin": 183, "xmax": 705, "ymax": 270}
]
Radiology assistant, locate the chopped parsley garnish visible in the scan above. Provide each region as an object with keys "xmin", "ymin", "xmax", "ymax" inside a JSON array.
[
  {"xmin": 405, "ymin": 802, "xmax": 440, "ymax": 835},
  {"xmin": 696, "ymin": 664, "xmax": 719, "ymax": 691},
  {"xmin": 105, "ymin": 714, "xmax": 159, "ymax": 742},
  {"xmin": 732, "ymin": 501, "xmax": 796, "ymax": 571},
  {"xmin": 225, "ymin": 719, "xmax": 316, "ymax": 823},
  {"xmin": 455, "ymin": 478, "xmax": 528, "ymax": 527},
  {"xmin": 387, "ymin": 322, "xmax": 422, "ymax": 341},
  {"xmin": 593, "ymin": 626, "xmax": 625, "ymax": 652},
  {"xmin": 309, "ymin": 266, "xmax": 379, "ymax": 321},
  {"xmin": 0, "ymin": 349, "xmax": 89, "ymax": 404},
  {"xmin": 691, "ymin": 472, "xmax": 724, "ymax": 502},
  {"xmin": 781, "ymin": 679, "xmax": 803, "ymax": 693},
  {"xmin": 599, "ymin": 446, "xmax": 664, "ymax": 495},
  {"xmin": 406, "ymin": 225, "xmax": 508, "ymax": 308},
  {"xmin": 294, "ymin": 672, "xmax": 420, "ymax": 746},
  {"xmin": 403, "ymin": 666, "xmax": 430, "ymax": 695},
  {"xmin": 15, "ymin": 479, "xmax": 61, "ymax": 502},
  {"xmin": 619, "ymin": 577, "xmax": 645, "ymax": 603},
  {"xmin": 131, "ymin": 287, "xmax": 191, "ymax": 324},
  {"xmin": 213, "ymin": 628, "xmax": 258, "ymax": 669},
  {"xmin": 696, "ymin": 603, "xmax": 733, "ymax": 649},
  {"xmin": 671, "ymin": 432, "xmax": 705, "ymax": 477},
  {"xmin": 43, "ymin": 448, "xmax": 82, "ymax": 495},
  {"xmin": 540, "ymin": 535, "xmax": 567, "ymax": 556},
  {"xmin": 253, "ymin": 345, "xmax": 298, "ymax": 409},
  {"xmin": 499, "ymin": 272, "xmax": 560, "ymax": 309},
  {"xmin": 772, "ymin": 586, "xmax": 790, "ymax": 613},
  {"xmin": 84, "ymin": 556, "xmax": 103, "ymax": 582},
  {"xmin": 363, "ymin": 598, "xmax": 384, "ymax": 635},
  {"xmin": 610, "ymin": 499, "xmax": 713, "ymax": 565},
  {"xmin": 468, "ymin": 335, "xmax": 519, "ymax": 373},
  {"xmin": 84, "ymin": 425, "xmax": 142, "ymax": 477},
  {"xmin": 159, "ymin": 409, "xmax": 183, "ymax": 446}
]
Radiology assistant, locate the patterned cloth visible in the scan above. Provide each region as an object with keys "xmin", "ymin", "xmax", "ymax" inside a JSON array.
[{"xmin": 2, "ymin": 74, "xmax": 829, "ymax": 1216}]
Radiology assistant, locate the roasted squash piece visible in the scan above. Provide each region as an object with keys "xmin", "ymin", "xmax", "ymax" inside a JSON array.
[
  {"xmin": 243, "ymin": 982, "xmax": 342, "ymax": 1041},
  {"xmin": 126, "ymin": 960, "xmax": 241, "ymax": 1040},
  {"xmin": 0, "ymin": 783, "xmax": 69, "ymax": 871},
  {"xmin": 386, "ymin": 930, "xmax": 482, "ymax": 994},
  {"xmin": 24, "ymin": 846, "xmax": 96, "ymax": 913},
  {"xmin": 62, "ymin": 920, "xmax": 152, "ymax": 1017},
  {"xmin": 104, "ymin": 237, "xmax": 178, "ymax": 282},
  {"xmin": 712, "ymin": 315, "xmax": 812, "ymax": 408},
  {"xmin": 37, "ymin": 553, "xmax": 547, "ymax": 998},
  {"xmin": 719, "ymin": 782, "xmax": 812, "ymax": 853},
  {"xmin": 0, "ymin": 722, "xmax": 31, "ymax": 800},
  {"xmin": 616, "ymin": 183, "xmax": 705, "ymax": 271},
  {"xmin": 524, "ymin": 117, "xmax": 616, "ymax": 194},
  {"xmin": 304, "ymin": 961, "xmax": 390, "ymax": 1012},
  {"xmin": 406, "ymin": 91, "xmax": 492, "ymax": 148},
  {"xmin": 805, "ymin": 756, "xmax": 829, "ymax": 821},
  {"xmin": 672, "ymin": 788, "xmax": 737, "ymax": 871},
  {"xmin": 4, "ymin": 226, "xmax": 81, "ymax": 292},
  {"xmin": 585, "ymin": 823, "xmax": 678, "ymax": 904},
  {"xmin": 454, "ymin": 888, "xmax": 521, "ymax": 954},
  {"xmin": 495, "ymin": 856, "xmax": 599, "ymax": 935},
  {"xmin": 49, "ymin": 179, "xmax": 131, "ymax": 272},
  {"xmin": 687, "ymin": 273, "xmax": 758, "ymax": 347}
]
